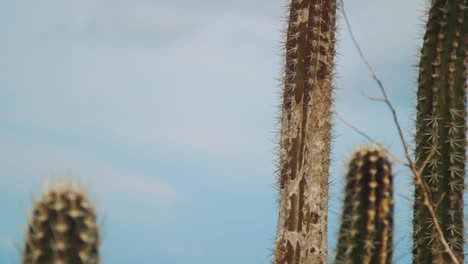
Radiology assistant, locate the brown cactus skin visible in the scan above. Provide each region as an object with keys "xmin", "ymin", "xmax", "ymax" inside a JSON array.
[
  {"xmin": 273, "ymin": 0, "xmax": 337, "ymax": 263},
  {"xmin": 412, "ymin": 0, "xmax": 467, "ymax": 263},
  {"xmin": 334, "ymin": 147, "xmax": 394, "ymax": 264},
  {"xmin": 22, "ymin": 181, "xmax": 100, "ymax": 264}
]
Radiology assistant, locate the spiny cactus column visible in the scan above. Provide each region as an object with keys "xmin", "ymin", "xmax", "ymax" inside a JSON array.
[
  {"xmin": 23, "ymin": 181, "xmax": 100, "ymax": 264},
  {"xmin": 334, "ymin": 147, "xmax": 394, "ymax": 264},
  {"xmin": 413, "ymin": 0, "xmax": 467, "ymax": 263},
  {"xmin": 274, "ymin": 0, "xmax": 337, "ymax": 263}
]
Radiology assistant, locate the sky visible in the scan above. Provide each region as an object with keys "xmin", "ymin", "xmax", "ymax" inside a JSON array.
[{"xmin": 0, "ymin": 0, "xmax": 428, "ymax": 263}]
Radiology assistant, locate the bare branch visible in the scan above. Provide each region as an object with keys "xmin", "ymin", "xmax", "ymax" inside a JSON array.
[
  {"xmin": 335, "ymin": 111, "xmax": 407, "ymax": 166},
  {"xmin": 361, "ymin": 91, "xmax": 387, "ymax": 103}
]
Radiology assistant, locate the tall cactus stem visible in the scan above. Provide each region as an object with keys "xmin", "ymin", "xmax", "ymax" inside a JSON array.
[
  {"xmin": 334, "ymin": 146, "xmax": 394, "ymax": 264},
  {"xmin": 274, "ymin": 0, "xmax": 337, "ymax": 263},
  {"xmin": 413, "ymin": 0, "xmax": 467, "ymax": 263},
  {"xmin": 22, "ymin": 180, "xmax": 100, "ymax": 264}
]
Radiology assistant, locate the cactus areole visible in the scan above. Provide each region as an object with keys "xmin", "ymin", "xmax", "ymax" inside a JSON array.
[{"xmin": 274, "ymin": 0, "xmax": 337, "ymax": 263}]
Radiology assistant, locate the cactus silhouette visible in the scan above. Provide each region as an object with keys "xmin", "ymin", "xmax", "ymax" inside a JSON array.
[
  {"xmin": 412, "ymin": 0, "xmax": 467, "ymax": 263},
  {"xmin": 22, "ymin": 181, "xmax": 100, "ymax": 264},
  {"xmin": 334, "ymin": 147, "xmax": 393, "ymax": 264},
  {"xmin": 273, "ymin": 0, "xmax": 337, "ymax": 263}
]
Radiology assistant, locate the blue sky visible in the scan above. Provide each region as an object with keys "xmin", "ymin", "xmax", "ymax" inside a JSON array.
[{"xmin": 0, "ymin": 0, "xmax": 427, "ymax": 263}]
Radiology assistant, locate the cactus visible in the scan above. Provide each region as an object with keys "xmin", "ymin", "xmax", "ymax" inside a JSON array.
[
  {"xmin": 334, "ymin": 146, "xmax": 394, "ymax": 264},
  {"xmin": 412, "ymin": 0, "xmax": 467, "ymax": 263},
  {"xmin": 22, "ymin": 181, "xmax": 100, "ymax": 264},
  {"xmin": 273, "ymin": 0, "xmax": 337, "ymax": 263}
]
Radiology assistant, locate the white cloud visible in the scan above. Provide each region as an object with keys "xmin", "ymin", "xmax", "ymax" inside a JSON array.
[
  {"xmin": 0, "ymin": 4, "xmax": 281, "ymax": 159},
  {"xmin": 0, "ymin": 137, "xmax": 178, "ymax": 207}
]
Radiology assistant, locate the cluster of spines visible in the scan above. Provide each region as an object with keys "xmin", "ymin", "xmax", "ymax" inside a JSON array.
[
  {"xmin": 413, "ymin": 0, "xmax": 467, "ymax": 262},
  {"xmin": 22, "ymin": 181, "xmax": 100, "ymax": 264},
  {"xmin": 334, "ymin": 147, "xmax": 394, "ymax": 264},
  {"xmin": 274, "ymin": 0, "xmax": 337, "ymax": 263}
]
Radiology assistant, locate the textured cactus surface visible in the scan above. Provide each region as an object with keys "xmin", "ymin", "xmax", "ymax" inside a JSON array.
[
  {"xmin": 22, "ymin": 182, "xmax": 100, "ymax": 264},
  {"xmin": 412, "ymin": 0, "xmax": 467, "ymax": 263},
  {"xmin": 334, "ymin": 147, "xmax": 394, "ymax": 264},
  {"xmin": 273, "ymin": 0, "xmax": 337, "ymax": 263}
]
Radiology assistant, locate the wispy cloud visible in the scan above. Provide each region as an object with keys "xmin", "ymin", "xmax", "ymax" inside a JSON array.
[
  {"xmin": 0, "ymin": 0, "xmax": 281, "ymax": 158},
  {"xmin": 0, "ymin": 136, "xmax": 178, "ymax": 207}
]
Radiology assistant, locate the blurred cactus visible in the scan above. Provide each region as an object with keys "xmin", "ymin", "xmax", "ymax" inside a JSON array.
[
  {"xmin": 412, "ymin": 0, "xmax": 467, "ymax": 263},
  {"xmin": 22, "ymin": 181, "xmax": 100, "ymax": 264},
  {"xmin": 273, "ymin": 0, "xmax": 337, "ymax": 263},
  {"xmin": 334, "ymin": 147, "xmax": 393, "ymax": 264}
]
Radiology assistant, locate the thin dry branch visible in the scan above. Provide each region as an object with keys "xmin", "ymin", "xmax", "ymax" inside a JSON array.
[
  {"xmin": 338, "ymin": 0, "xmax": 460, "ymax": 263},
  {"xmin": 335, "ymin": 112, "xmax": 407, "ymax": 166}
]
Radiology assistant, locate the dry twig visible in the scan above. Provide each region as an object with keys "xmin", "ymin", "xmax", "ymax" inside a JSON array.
[{"xmin": 334, "ymin": 112, "xmax": 407, "ymax": 166}]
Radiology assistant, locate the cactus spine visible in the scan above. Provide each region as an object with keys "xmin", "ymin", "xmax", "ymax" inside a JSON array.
[
  {"xmin": 413, "ymin": 0, "xmax": 467, "ymax": 263},
  {"xmin": 334, "ymin": 147, "xmax": 394, "ymax": 264},
  {"xmin": 273, "ymin": 0, "xmax": 337, "ymax": 263},
  {"xmin": 22, "ymin": 182, "xmax": 100, "ymax": 264}
]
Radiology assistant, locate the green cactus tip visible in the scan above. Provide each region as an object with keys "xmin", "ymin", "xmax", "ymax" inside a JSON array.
[{"xmin": 335, "ymin": 146, "xmax": 394, "ymax": 264}]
